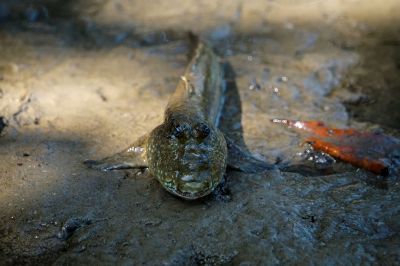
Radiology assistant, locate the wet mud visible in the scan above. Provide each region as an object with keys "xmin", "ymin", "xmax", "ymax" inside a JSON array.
[{"xmin": 0, "ymin": 0, "xmax": 399, "ymax": 265}]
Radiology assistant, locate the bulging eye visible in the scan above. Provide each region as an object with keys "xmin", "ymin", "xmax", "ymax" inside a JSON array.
[
  {"xmin": 193, "ymin": 123, "xmax": 210, "ymax": 139},
  {"xmin": 172, "ymin": 123, "xmax": 191, "ymax": 139}
]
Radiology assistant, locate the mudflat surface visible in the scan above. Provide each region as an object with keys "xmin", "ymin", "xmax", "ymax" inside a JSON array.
[{"xmin": 0, "ymin": 0, "xmax": 399, "ymax": 265}]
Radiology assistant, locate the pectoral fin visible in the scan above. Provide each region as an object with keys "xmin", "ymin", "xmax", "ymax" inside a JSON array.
[
  {"xmin": 84, "ymin": 133, "xmax": 149, "ymax": 171},
  {"xmin": 225, "ymin": 136, "xmax": 274, "ymax": 173}
]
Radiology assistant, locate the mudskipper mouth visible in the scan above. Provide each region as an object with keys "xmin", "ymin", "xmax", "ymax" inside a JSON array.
[
  {"xmin": 170, "ymin": 143, "xmax": 215, "ymax": 199},
  {"xmin": 173, "ymin": 181, "xmax": 214, "ymax": 199},
  {"xmin": 174, "ymin": 169, "xmax": 214, "ymax": 199}
]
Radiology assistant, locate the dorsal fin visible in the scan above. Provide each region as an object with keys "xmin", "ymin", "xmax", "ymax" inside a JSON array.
[{"xmin": 187, "ymin": 31, "xmax": 201, "ymax": 61}]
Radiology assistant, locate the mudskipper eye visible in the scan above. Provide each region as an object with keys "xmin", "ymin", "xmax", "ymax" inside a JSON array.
[
  {"xmin": 172, "ymin": 123, "xmax": 191, "ymax": 139},
  {"xmin": 194, "ymin": 123, "xmax": 210, "ymax": 139}
]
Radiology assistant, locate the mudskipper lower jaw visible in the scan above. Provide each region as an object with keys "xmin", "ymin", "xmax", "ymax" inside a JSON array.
[{"xmin": 84, "ymin": 34, "xmax": 272, "ymax": 200}]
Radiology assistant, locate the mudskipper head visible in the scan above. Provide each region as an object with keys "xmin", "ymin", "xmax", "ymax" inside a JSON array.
[{"xmin": 146, "ymin": 114, "xmax": 227, "ymax": 199}]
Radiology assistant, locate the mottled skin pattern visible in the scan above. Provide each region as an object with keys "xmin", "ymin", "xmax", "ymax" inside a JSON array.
[
  {"xmin": 85, "ymin": 37, "xmax": 271, "ymax": 199},
  {"xmin": 147, "ymin": 41, "xmax": 228, "ymax": 199},
  {"xmin": 147, "ymin": 116, "xmax": 227, "ymax": 199}
]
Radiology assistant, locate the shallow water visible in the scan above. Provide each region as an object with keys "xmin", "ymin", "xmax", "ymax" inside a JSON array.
[{"xmin": 0, "ymin": 0, "xmax": 399, "ymax": 265}]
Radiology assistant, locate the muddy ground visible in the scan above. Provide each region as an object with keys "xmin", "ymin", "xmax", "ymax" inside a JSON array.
[{"xmin": 0, "ymin": 0, "xmax": 399, "ymax": 265}]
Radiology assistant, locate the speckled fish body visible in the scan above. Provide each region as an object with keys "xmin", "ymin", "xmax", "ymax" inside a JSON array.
[
  {"xmin": 84, "ymin": 36, "xmax": 271, "ymax": 199},
  {"xmin": 146, "ymin": 40, "xmax": 228, "ymax": 199}
]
